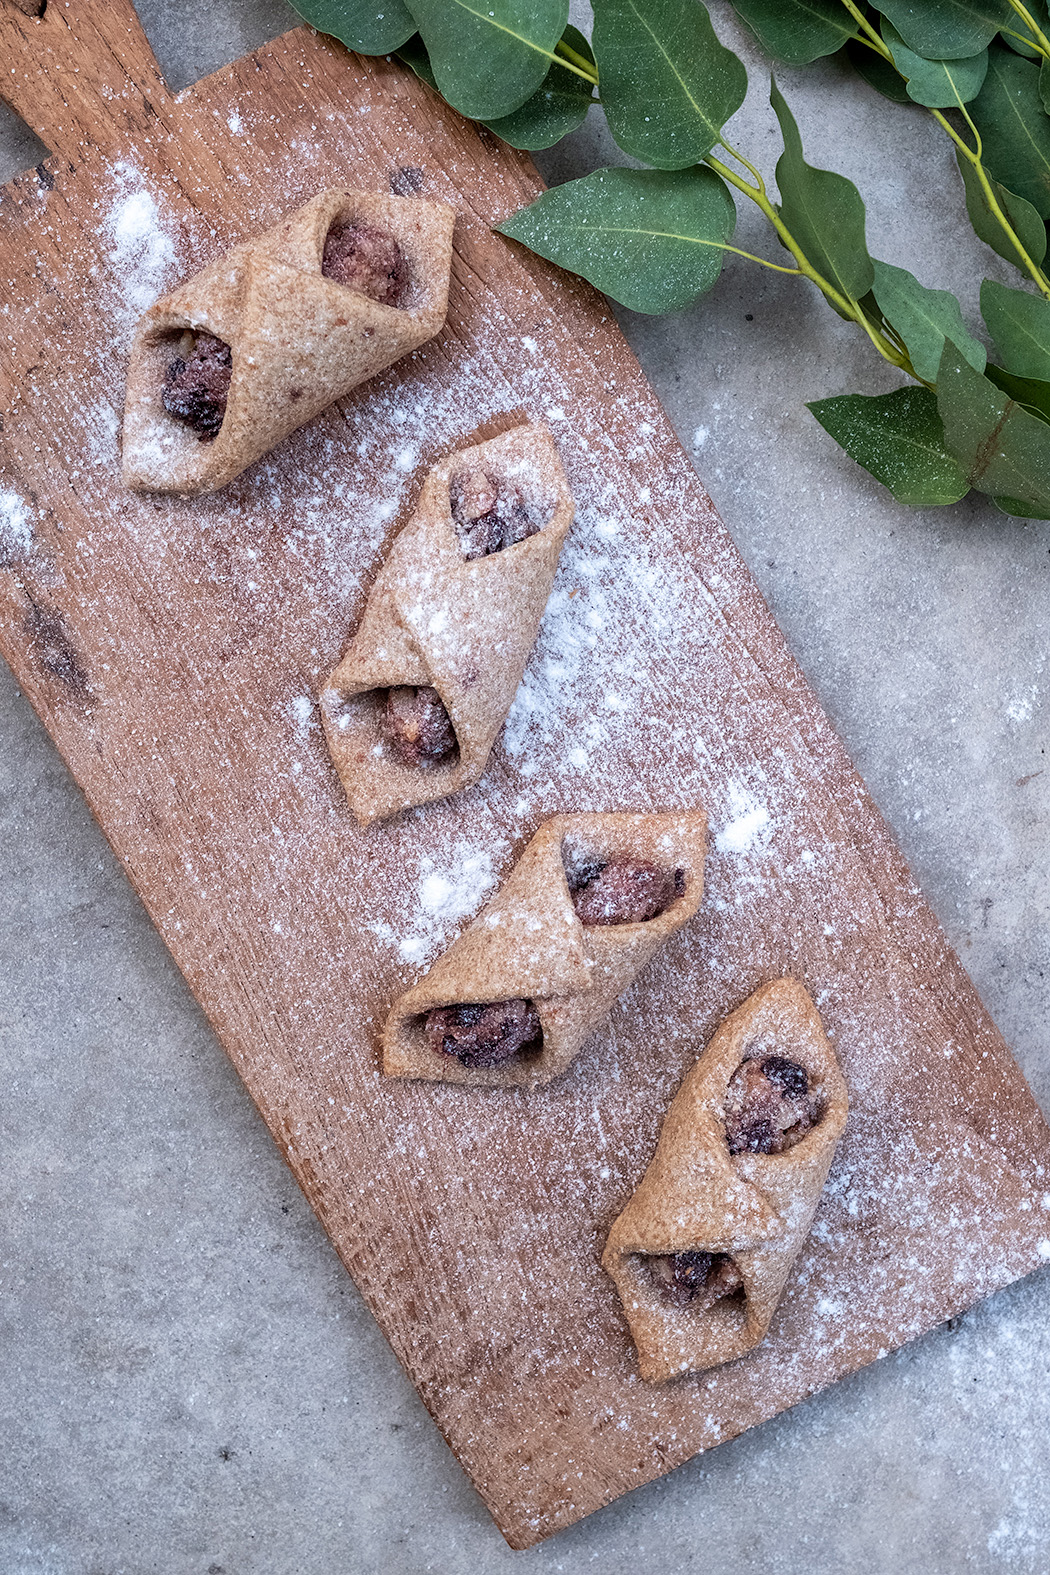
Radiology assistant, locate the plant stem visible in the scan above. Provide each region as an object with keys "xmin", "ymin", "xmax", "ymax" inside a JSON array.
[
  {"xmin": 838, "ymin": 0, "xmax": 1050, "ymax": 295},
  {"xmin": 706, "ymin": 147, "xmax": 910, "ymax": 373},
  {"xmin": 1000, "ymin": 24, "xmax": 1050, "ymax": 59},
  {"xmin": 715, "ymin": 138, "xmax": 767, "ymax": 195},
  {"xmin": 1007, "ymin": 0, "xmax": 1050, "ymax": 58},
  {"xmin": 554, "ymin": 37, "xmax": 597, "ymax": 82},
  {"xmin": 548, "ymin": 41, "xmax": 598, "ymax": 86},
  {"xmin": 839, "ymin": 0, "xmax": 890, "ymax": 56},
  {"xmin": 931, "ymin": 107, "xmax": 1050, "ymax": 296}
]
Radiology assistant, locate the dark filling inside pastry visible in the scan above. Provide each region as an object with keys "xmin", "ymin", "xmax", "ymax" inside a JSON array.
[
  {"xmin": 565, "ymin": 852, "xmax": 685, "ymax": 926},
  {"xmin": 724, "ymin": 1053, "xmax": 822, "ymax": 1155},
  {"xmin": 380, "ymin": 685, "xmax": 457, "ymax": 768},
  {"xmin": 646, "ymin": 1250, "xmax": 743, "ymax": 1310},
  {"xmin": 322, "ymin": 219, "xmax": 408, "ymax": 307},
  {"xmin": 162, "ymin": 331, "xmax": 232, "ymax": 440},
  {"xmin": 450, "ymin": 468, "xmax": 541, "ymax": 560},
  {"xmin": 425, "ymin": 998, "xmax": 542, "ymax": 1069}
]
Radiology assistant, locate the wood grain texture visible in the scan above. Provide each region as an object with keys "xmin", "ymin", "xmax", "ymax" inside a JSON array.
[{"xmin": 1, "ymin": 5, "xmax": 1049, "ymax": 1548}]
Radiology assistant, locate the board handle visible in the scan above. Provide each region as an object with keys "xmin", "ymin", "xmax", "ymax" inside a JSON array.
[{"xmin": 0, "ymin": 0, "xmax": 173, "ymax": 166}]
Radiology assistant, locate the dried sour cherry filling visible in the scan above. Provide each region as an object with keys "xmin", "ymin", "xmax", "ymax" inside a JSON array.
[
  {"xmin": 562, "ymin": 842, "xmax": 686, "ymax": 927},
  {"xmin": 322, "ymin": 218, "xmax": 409, "ymax": 307},
  {"xmin": 450, "ymin": 467, "xmax": 545, "ymax": 560},
  {"xmin": 644, "ymin": 1250, "xmax": 744, "ymax": 1310},
  {"xmin": 724, "ymin": 1052, "xmax": 824, "ymax": 1156},
  {"xmin": 379, "ymin": 685, "xmax": 457, "ymax": 768},
  {"xmin": 162, "ymin": 330, "xmax": 232, "ymax": 440},
  {"xmin": 424, "ymin": 998, "xmax": 542, "ymax": 1069}
]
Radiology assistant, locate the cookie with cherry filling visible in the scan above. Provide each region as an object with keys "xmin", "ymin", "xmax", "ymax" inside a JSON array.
[
  {"xmin": 382, "ymin": 810, "xmax": 707, "ymax": 1089},
  {"xmin": 602, "ymin": 977, "xmax": 848, "ymax": 1380},
  {"xmin": 321, "ymin": 423, "xmax": 574, "ymax": 825},
  {"xmin": 122, "ymin": 186, "xmax": 454, "ymax": 496}
]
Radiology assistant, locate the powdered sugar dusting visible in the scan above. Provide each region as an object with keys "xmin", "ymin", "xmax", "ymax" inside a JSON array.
[
  {"xmin": 716, "ymin": 787, "xmax": 773, "ymax": 854},
  {"xmin": 398, "ymin": 845, "xmax": 501, "ymax": 965},
  {"xmin": 103, "ymin": 163, "xmax": 178, "ymax": 326},
  {"xmin": 0, "ymin": 489, "xmax": 34, "ymax": 564}
]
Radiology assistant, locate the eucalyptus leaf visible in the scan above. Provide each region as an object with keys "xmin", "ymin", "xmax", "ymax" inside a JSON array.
[
  {"xmin": 1041, "ymin": 54, "xmax": 1050, "ymax": 111},
  {"xmin": 729, "ymin": 0, "xmax": 857, "ymax": 65},
  {"xmin": 956, "ymin": 150, "xmax": 1048, "ymax": 269},
  {"xmin": 871, "ymin": 258, "xmax": 986, "ymax": 380},
  {"xmin": 592, "ymin": 0, "xmax": 747, "ymax": 169},
  {"xmin": 291, "ymin": 0, "xmax": 416, "ymax": 52},
  {"xmin": 874, "ymin": 0, "xmax": 1012, "ymax": 60},
  {"xmin": 807, "ymin": 386, "xmax": 969, "ymax": 505},
  {"xmin": 937, "ymin": 338, "xmax": 1050, "ymax": 508},
  {"xmin": 968, "ymin": 44, "xmax": 1050, "ymax": 218},
  {"xmin": 882, "ymin": 21, "xmax": 988, "ymax": 106},
  {"xmin": 986, "ymin": 361, "xmax": 1050, "ymax": 420},
  {"xmin": 992, "ymin": 493, "xmax": 1050, "ymax": 516},
  {"xmin": 397, "ymin": 33, "xmax": 437, "ymax": 88},
  {"xmin": 846, "ymin": 38, "xmax": 912, "ymax": 102},
  {"xmin": 484, "ymin": 26, "xmax": 595, "ymax": 148},
  {"xmin": 406, "ymin": 0, "xmax": 568, "ymax": 121},
  {"xmin": 981, "ymin": 277, "xmax": 1050, "ymax": 376},
  {"xmin": 771, "ymin": 80, "xmax": 874, "ymax": 306},
  {"xmin": 496, "ymin": 165, "xmax": 737, "ymax": 314}
]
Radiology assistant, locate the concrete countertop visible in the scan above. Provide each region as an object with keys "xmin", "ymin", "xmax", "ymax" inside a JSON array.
[{"xmin": 1, "ymin": 3, "xmax": 1047, "ymax": 1570}]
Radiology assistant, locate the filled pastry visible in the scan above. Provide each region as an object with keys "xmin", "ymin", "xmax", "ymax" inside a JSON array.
[
  {"xmin": 122, "ymin": 187, "xmax": 455, "ymax": 496},
  {"xmin": 321, "ymin": 423, "xmax": 574, "ymax": 824},
  {"xmin": 383, "ymin": 810, "xmax": 708, "ymax": 1088},
  {"xmin": 603, "ymin": 977, "xmax": 848, "ymax": 1380}
]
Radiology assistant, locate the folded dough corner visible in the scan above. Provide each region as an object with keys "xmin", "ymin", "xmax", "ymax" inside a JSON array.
[
  {"xmin": 121, "ymin": 187, "xmax": 455, "ymax": 496},
  {"xmin": 321, "ymin": 422, "xmax": 575, "ymax": 824},
  {"xmin": 603, "ymin": 977, "xmax": 848, "ymax": 1381},
  {"xmin": 382, "ymin": 810, "xmax": 708, "ymax": 1089}
]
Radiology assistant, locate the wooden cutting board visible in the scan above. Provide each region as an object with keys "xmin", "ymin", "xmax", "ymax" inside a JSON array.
[{"xmin": 2, "ymin": 2, "xmax": 1049, "ymax": 1549}]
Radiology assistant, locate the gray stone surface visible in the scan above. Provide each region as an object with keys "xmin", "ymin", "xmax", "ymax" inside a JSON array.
[{"xmin": 1, "ymin": 3, "xmax": 1048, "ymax": 1570}]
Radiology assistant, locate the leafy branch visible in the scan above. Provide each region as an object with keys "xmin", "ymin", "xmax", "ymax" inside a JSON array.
[{"xmin": 291, "ymin": 0, "xmax": 1050, "ymax": 519}]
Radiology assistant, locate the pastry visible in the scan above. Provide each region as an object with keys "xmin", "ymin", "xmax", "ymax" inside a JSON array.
[
  {"xmin": 121, "ymin": 187, "xmax": 455, "ymax": 496},
  {"xmin": 603, "ymin": 977, "xmax": 848, "ymax": 1380},
  {"xmin": 321, "ymin": 422, "xmax": 574, "ymax": 824},
  {"xmin": 382, "ymin": 810, "xmax": 708, "ymax": 1088}
]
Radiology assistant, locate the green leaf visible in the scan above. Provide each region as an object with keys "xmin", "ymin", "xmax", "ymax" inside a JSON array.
[
  {"xmin": 482, "ymin": 26, "xmax": 594, "ymax": 148},
  {"xmin": 956, "ymin": 150, "xmax": 1048, "ymax": 269},
  {"xmin": 406, "ymin": 0, "xmax": 569, "ymax": 120},
  {"xmin": 496, "ymin": 165, "xmax": 737, "ymax": 314},
  {"xmin": 1041, "ymin": 54, "xmax": 1050, "ymax": 112},
  {"xmin": 291, "ymin": 0, "xmax": 416, "ymax": 52},
  {"xmin": 968, "ymin": 43, "xmax": 1050, "ymax": 217},
  {"xmin": 986, "ymin": 361, "xmax": 1050, "ymax": 420},
  {"xmin": 991, "ymin": 493, "xmax": 1050, "ymax": 516},
  {"xmin": 807, "ymin": 387, "xmax": 969, "ymax": 506},
  {"xmin": 937, "ymin": 338, "xmax": 1050, "ymax": 508},
  {"xmin": 981, "ymin": 277, "xmax": 1050, "ymax": 375},
  {"xmin": 771, "ymin": 79, "xmax": 874, "ymax": 306},
  {"xmin": 592, "ymin": 0, "xmax": 747, "ymax": 169},
  {"xmin": 846, "ymin": 37, "xmax": 912, "ymax": 101},
  {"xmin": 871, "ymin": 258, "xmax": 986, "ymax": 380},
  {"xmin": 397, "ymin": 33, "xmax": 437, "ymax": 88},
  {"xmin": 729, "ymin": 0, "xmax": 857, "ymax": 65},
  {"xmin": 882, "ymin": 21, "xmax": 988, "ymax": 105},
  {"xmin": 875, "ymin": 0, "xmax": 1012, "ymax": 60}
]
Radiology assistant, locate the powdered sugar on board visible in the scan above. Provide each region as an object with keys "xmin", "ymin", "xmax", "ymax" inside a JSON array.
[{"xmin": 13, "ymin": 71, "xmax": 1048, "ymax": 1540}]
